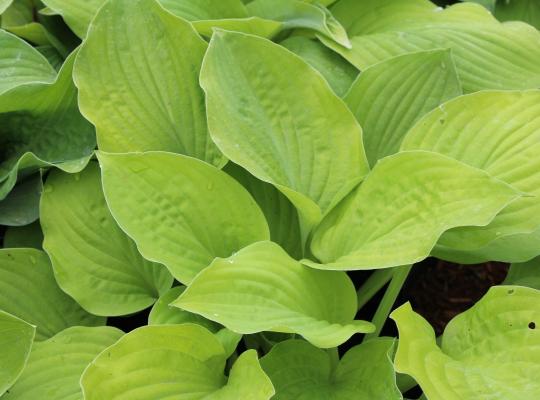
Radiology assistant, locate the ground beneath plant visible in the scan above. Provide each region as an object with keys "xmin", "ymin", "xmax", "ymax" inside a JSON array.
[{"xmin": 399, "ymin": 259, "xmax": 509, "ymax": 335}]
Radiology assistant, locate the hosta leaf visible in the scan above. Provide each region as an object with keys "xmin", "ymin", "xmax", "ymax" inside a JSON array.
[
  {"xmin": 160, "ymin": 0, "xmax": 249, "ymax": 20},
  {"xmin": 402, "ymin": 90, "xmax": 540, "ymax": 262},
  {"xmin": 193, "ymin": 17, "xmax": 281, "ymax": 38},
  {"xmin": 392, "ymin": 286, "xmax": 540, "ymax": 400},
  {"xmin": 0, "ymin": 0, "xmax": 13, "ymax": 13},
  {"xmin": 204, "ymin": 350, "xmax": 274, "ymax": 400},
  {"xmin": 247, "ymin": 0, "xmax": 351, "ymax": 47},
  {"xmin": 307, "ymin": 151, "xmax": 520, "ymax": 270},
  {"xmin": 3, "ymin": 326, "xmax": 123, "ymax": 400},
  {"xmin": 461, "ymin": 0, "xmax": 496, "ymax": 12},
  {"xmin": 280, "ymin": 36, "xmax": 358, "ymax": 97},
  {"xmin": 40, "ymin": 0, "xmax": 104, "ymax": 38},
  {"xmin": 0, "ymin": 310, "xmax": 35, "ymax": 397},
  {"xmin": 330, "ymin": 0, "xmax": 493, "ymax": 35},
  {"xmin": 149, "ymin": 286, "xmax": 242, "ymax": 358},
  {"xmin": 201, "ymin": 30, "xmax": 368, "ymax": 232},
  {"xmin": 3, "ymin": 221, "xmax": 43, "ymax": 249},
  {"xmin": 81, "ymin": 324, "xmax": 273, "ymax": 400},
  {"xmin": 0, "ymin": 248, "xmax": 104, "ymax": 340},
  {"xmin": 0, "ymin": 29, "xmax": 56, "ymax": 94},
  {"xmin": 344, "ymin": 49, "xmax": 462, "ymax": 167},
  {"xmin": 97, "ymin": 151, "xmax": 269, "ymax": 284},
  {"xmin": 504, "ymin": 257, "xmax": 540, "ymax": 290},
  {"xmin": 495, "ymin": 0, "xmax": 540, "ymax": 29},
  {"xmin": 41, "ymin": 163, "xmax": 174, "ymax": 316},
  {"xmin": 225, "ymin": 163, "xmax": 302, "ymax": 259},
  {"xmin": 174, "ymin": 241, "xmax": 374, "ymax": 348},
  {"xmin": 260, "ymin": 338, "xmax": 401, "ymax": 400},
  {"xmin": 0, "ymin": 51, "xmax": 95, "ymax": 200},
  {"xmin": 0, "ymin": 173, "xmax": 41, "ymax": 226},
  {"xmin": 35, "ymin": 46, "xmax": 63, "ymax": 70},
  {"xmin": 322, "ymin": 3, "xmax": 540, "ymax": 92},
  {"xmin": 74, "ymin": 0, "xmax": 223, "ymax": 166}
]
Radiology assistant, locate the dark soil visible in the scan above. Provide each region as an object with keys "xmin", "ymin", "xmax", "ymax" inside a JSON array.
[{"xmin": 399, "ymin": 258, "xmax": 509, "ymax": 335}]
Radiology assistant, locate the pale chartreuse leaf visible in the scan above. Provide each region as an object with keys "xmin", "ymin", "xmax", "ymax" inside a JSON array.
[
  {"xmin": 149, "ymin": 286, "xmax": 242, "ymax": 358},
  {"xmin": 0, "ymin": 248, "xmax": 105, "ymax": 340},
  {"xmin": 74, "ymin": 0, "xmax": 223, "ymax": 166},
  {"xmin": 41, "ymin": 163, "xmax": 174, "ymax": 316},
  {"xmin": 0, "ymin": 310, "xmax": 35, "ymax": 397},
  {"xmin": 0, "ymin": 29, "xmax": 56, "ymax": 94},
  {"xmin": 3, "ymin": 326, "xmax": 123, "ymax": 400},
  {"xmin": 0, "ymin": 51, "xmax": 95, "ymax": 200},
  {"xmin": 0, "ymin": 173, "xmax": 41, "ymax": 226},
  {"xmin": 225, "ymin": 163, "xmax": 302, "ymax": 259},
  {"xmin": 280, "ymin": 36, "xmax": 358, "ymax": 97},
  {"xmin": 247, "ymin": 0, "xmax": 350, "ymax": 47},
  {"xmin": 402, "ymin": 90, "xmax": 540, "ymax": 263},
  {"xmin": 495, "ymin": 0, "xmax": 540, "ymax": 29},
  {"xmin": 0, "ymin": 0, "xmax": 13, "ymax": 13},
  {"xmin": 392, "ymin": 286, "xmax": 540, "ymax": 400},
  {"xmin": 81, "ymin": 324, "xmax": 272, "ymax": 400},
  {"xmin": 3, "ymin": 221, "xmax": 43, "ymax": 249},
  {"xmin": 174, "ymin": 241, "xmax": 374, "ymax": 348},
  {"xmin": 307, "ymin": 151, "xmax": 520, "ymax": 270},
  {"xmin": 504, "ymin": 257, "xmax": 540, "ymax": 290},
  {"xmin": 322, "ymin": 3, "xmax": 540, "ymax": 92},
  {"xmin": 344, "ymin": 49, "xmax": 462, "ymax": 167},
  {"xmin": 461, "ymin": 0, "xmax": 496, "ymax": 12},
  {"xmin": 97, "ymin": 151, "xmax": 269, "ymax": 284},
  {"xmin": 201, "ymin": 30, "xmax": 368, "ymax": 233},
  {"xmin": 330, "ymin": 0, "xmax": 493, "ymax": 35},
  {"xmin": 261, "ymin": 338, "xmax": 401, "ymax": 399},
  {"xmin": 204, "ymin": 350, "xmax": 275, "ymax": 400}
]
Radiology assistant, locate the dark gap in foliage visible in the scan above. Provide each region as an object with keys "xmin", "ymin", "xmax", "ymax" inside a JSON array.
[
  {"xmin": 400, "ymin": 258, "xmax": 509, "ymax": 335},
  {"xmin": 107, "ymin": 307, "xmax": 152, "ymax": 333}
]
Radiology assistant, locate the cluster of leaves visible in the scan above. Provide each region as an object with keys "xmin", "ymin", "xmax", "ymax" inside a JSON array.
[{"xmin": 1, "ymin": 0, "xmax": 540, "ymax": 399}]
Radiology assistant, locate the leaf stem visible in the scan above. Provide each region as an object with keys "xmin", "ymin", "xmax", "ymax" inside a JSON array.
[
  {"xmin": 363, "ymin": 264, "xmax": 412, "ymax": 342},
  {"xmin": 356, "ymin": 268, "xmax": 395, "ymax": 311}
]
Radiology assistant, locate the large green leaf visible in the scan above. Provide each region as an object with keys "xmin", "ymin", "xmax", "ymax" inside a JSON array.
[
  {"xmin": 74, "ymin": 0, "xmax": 223, "ymax": 166},
  {"xmin": 0, "ymin": 173, "xmax": 41, "ymax": 226},
  {"xmin": 392, "ymin": 286, "xmax": 540, "ymax": 400},
  {"xmin": 344, "ymin": 49, "xmax": 462, "ymax": 167},
  {"xmin": 160, "ymin": 0, "xmax": 249, "ymax": 20},
  {"xmin": 495, "ymin": 0, "xmax": 540, "ymax": 29},
  {"xmin": 3, "ymin": 326, "xmax": 123, "ymax": 400},
  {"xmin": 0, "ymin": 0, "xmax": 13, "ymax": 13},
  {"xmin": 260, "ymin": 338, "xmax": 401, "ymax": 399},
  {"xmin": 0, "ymin": 310, "xmax": 35, "ymax": 397},
  {"xmin": 0, "ymin": 51, "xmax": 95, "ymax": 200},
  {"xmin": 41, "ymin": 163, "xmax": 173, "ymax": 316},
  {"xmin": 306, "ymin": 151, "xmax": 520, "ymax": 270},
  {"xmin": 81, "ymin": 324, "xmax": 274, "ymax": 400},
  {"xmin": 200, "ymin": 30, "xmax": 368, "ymax": 233},
  {"xmin": 0, "ymin": 29, "xmax": 56, "ymax": 95},
  {"xmin": 0, "ymin": 248, "xmax": 104, "ymax": 340},
  {"xmin": 322, "ymin": 3, "xmax": 540, "ymax": 92},
  {"xmin": 504, "ymin": 257, "xmax": 540, "ymax": 290},
  {"xmin": 330, "ymin": 0, "xmax": 491, "ymax": 35},
  {"xmin": 280, "ymin": 36, "xmax": 358, "ymax": 97},
  {"xmin": 149, "ymin": 286, "xmax": 242, "ymax": 358},
  {"xmin": 402, "ymin": 90, "xmax": 540, "ymax": 263},
  {"xmin": 174, "ymin": 241, "xmax": 374, "ymax": 348},
  {"xmin": 247, "ymin": 0, "xmax": 350, "ymax": 47},
  {"xmin": 97, "ymin": 151, "xmax": 269, "ymax": 284},
  {"xmin": 225, "ymin": 163, "xmax": 302, "ymax": 259}
]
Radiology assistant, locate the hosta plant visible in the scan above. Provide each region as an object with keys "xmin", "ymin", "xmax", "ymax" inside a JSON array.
[{"xmin": 1, "ymin": 0, "xmax": 540, "ymax": 399}]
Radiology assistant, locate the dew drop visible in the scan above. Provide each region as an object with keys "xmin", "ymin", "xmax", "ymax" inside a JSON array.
[
  {"xmin": 74, "ymin": 173, "xmax": 80, "ymax": 181},
  {"xmin": 43, "ymin": 185, "xmax": 53, "ymax": 193},
  {"xmin": 29, "ymin": 256, "xmax": 36, "ymax": 264},
  {"xmin": 207, "ymin": 182, "xmax": 214, "ymax": 190}
]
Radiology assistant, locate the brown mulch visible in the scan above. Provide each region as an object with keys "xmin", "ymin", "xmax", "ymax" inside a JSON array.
[{"xmin": 401, "ymin": 259, "xmax": 509, "ymax": 335}]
